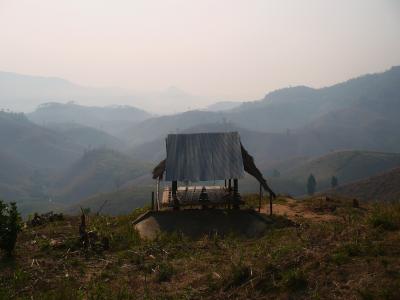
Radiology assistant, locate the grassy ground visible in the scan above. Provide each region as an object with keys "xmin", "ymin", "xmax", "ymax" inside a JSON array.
[{"xmin": 1, "ymin": 196, "xmax": 400, "ymax": 299}]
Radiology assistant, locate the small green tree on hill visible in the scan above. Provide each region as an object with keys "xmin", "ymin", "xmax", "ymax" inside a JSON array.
[
  {"xmin": 331, "ymin": 176, "xmax": 338, "ymax": 188},
  {"xmin": 0, "ymin": 200, "xmax": 21, "ymax": 257},
  {"xmin": 307, "ymin": 174, "xmax": 316, "ymax": 195},
  {"xmin": 272, "ymin": 169, "xmax": 280, "ymax": 178}
]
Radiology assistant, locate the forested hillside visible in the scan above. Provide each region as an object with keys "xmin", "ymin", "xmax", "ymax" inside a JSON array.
[
  {"xmin": 52, "ymin": 149, "xmax": 151, "ymax": 204},
  {"xmin": 44, "ymin": 122, "xmax": 126, "ymax": 150},
  {"xmin": 0, "ymin": 111, "xmax": 83, "ymax": 169}
]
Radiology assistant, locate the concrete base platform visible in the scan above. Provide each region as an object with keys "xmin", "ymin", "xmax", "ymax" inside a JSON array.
[{"xmin": 133, "ymin": 209, "xmax": 281, "ymax": 239}]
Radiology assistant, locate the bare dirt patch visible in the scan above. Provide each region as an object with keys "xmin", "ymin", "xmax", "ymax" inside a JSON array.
[{"xmin": 261, "ymin": 197, "xmax": 338, "ymax": 222}]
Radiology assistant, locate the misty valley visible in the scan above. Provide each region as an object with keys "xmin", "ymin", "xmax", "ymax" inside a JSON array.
[{"xmin": 1, "ymin": 66, "xmax": 400, "ymax": 216}]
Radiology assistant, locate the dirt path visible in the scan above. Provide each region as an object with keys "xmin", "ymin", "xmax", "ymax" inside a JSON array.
[{"xmin": 261, "ymin": 198, "xmax": 337, "ymax": 222}]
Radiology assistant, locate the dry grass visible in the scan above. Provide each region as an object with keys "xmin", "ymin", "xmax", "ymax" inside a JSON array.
[{"xmin": 1, "ymin": 198, "xmax": 400, "ymax": 299}]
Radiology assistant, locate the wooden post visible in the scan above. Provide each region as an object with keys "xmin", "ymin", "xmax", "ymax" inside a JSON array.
[
  {"xmin": 228, "ymin": 179, "xmax": 232, "ymax": 209},
  {"xmin": 269, "ymin": 193, "xmax": 273, "ymax": 216},
  {"xmin": 172, "ymin": 180, "xmax": 179, "ymax": 210},
  {"xmin": 233, "ymin": 178, "xmax": 239, "ymax": 209},
  {"xmin": 156, "ymin": 179, "xmax": 160, "ymax": 211},
  {"xmin": 151, "ymin": 191, "xmax": 155, "ymax": 211},
  {"xmin": 258, "ymin": 184, "xmax": 262, "ymax": 212}
]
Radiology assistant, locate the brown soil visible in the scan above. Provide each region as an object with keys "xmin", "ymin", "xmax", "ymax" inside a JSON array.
[{"xmin": 261, "ymin": 198, "xmax": 338, "ymax": 222}]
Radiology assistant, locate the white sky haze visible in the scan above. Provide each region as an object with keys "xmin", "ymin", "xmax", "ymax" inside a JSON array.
[{"xmin": 0, "ymin": 0, "xmax": 399, "ymax": 104}]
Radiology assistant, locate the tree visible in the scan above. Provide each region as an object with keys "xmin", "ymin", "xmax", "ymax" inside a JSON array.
[
  {"xmin": 307, "ymin": 174, "xmax": 316, "ymax": 195},
  {"xmin": 0, "ymin": 201, "xmax": 21, "ymax": 257},
  {"xmin": 331, "ymin": 176, "xmax": 339, "ymax": 188},
  {"xmin": 272, "ymin": 169, "xmax": 280, "ymax": 178}
]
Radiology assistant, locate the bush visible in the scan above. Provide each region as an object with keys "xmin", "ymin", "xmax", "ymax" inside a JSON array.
[
  {"xmin": 369, "ymin": 203, "xmax": 400, "ymax": 231},
  {"xmin": 307, "ymin": 174, "xmax": 316, "ymax": 196},
  {"xmin": 156, "ymin": 262, "xmax": 174, "ymax": 282},
  {"xmin": 228, "ymin": 260, "xmax": 252, "ymax": 287},
  {"xmin": 282, "ymin": 269, "xmax": 308, "ymax": 292},
  {"xmin": 0, "ymin": 201, "xmax": 21, "ymax": 256}
]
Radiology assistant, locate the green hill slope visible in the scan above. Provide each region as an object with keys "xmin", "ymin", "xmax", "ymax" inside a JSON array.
[
  {"xmin": 328, "ymin": 167, "xmax": 400, "ymax": 202},
  {"xmin": 0, "ymin": 111, "xmax": 84, "ymax": 170},
  {"xmin": 269, "ymin": 151, "xmax": 400, "ymax": 195},
  {"xmin": 65, "ymin": 185, "xmax": 153, "ymax": 215},
  {"xmin": 44, "ymin": 122, "xmax": 126, "ymax": 150},
  {"xmin": 0, "ymin": 151, "xmax": 38, "ymax": 200},
  {"xmin": 52, "ymin": 149, "xmax": 151, "ymax": 204}
]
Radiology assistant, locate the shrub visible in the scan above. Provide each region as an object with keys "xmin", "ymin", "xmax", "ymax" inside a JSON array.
[
  {"xmin": 228, "ymin": 260, "xmax": 252, "ymax": 287},
  {"xmin": 307, "ymin": 174, "xmax": 317, "ymax": 196},
  {"xmin": 330, "ymin": 251, "xmax": 350, "ymax": 265},
  {"xmin": 156, "ymin": 262, "xmax": 174, "ymax": 282},
  {"xmin": 0, "ymin": 201, "xmax": 21, "ymax": 256},
  {"xmin": 282, "ymin": 269, "xmax": 308, "ymax": 292},
  {"xmin": 369, "ymin": 203, "xmax": 400, "ymax": 231},
  {"xmin": 342, "ymin": 241, "xmax": 363, "ymax": 257},
  {"xmin": 331, "ymin": 176, "xmax": 339, "ymax": 188}
]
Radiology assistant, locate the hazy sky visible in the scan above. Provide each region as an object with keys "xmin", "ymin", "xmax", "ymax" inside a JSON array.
[{"xmin": 1, "ymin": 0, "xmax": 399, "ymax": 102}]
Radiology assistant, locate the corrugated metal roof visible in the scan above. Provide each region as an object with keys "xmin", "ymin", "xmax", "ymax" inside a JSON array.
[{"xmin": 165, "ymin": 132, "xmax": 245, "ymax": 181}]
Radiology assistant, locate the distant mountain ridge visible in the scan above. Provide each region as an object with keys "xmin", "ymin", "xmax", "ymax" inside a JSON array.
[
  {"xmin": 0, "ymin": 71, "xmax": 129, "ymax": 112},
  {"xmin": 28, "ymin": 102, "xmax": 151, "ymax": 136},
  {"xmin": 205, "ymin": 101, "xmax": 242, "ymax": 111},
  {"xmin": 0, "ymin": 71, "xmax": 209, "ymax": 114},
  {"xmin": 229, "ymin": 66, "xmax": 400, "ymax": 132},
  {"xmin": 127, "ymin": 66, "xmax": 400, "ymax": 159}
]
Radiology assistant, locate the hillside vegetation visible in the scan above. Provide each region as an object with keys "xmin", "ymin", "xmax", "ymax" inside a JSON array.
[
  {"xmin": 52, "ymin": 149, "xmax": 151, "ymax": 204},
  {"xmin": 1, "ymin": 196, "xmax": 400, "ymax": 299},
  {"xmin": 270, "ymin": 150, "xmax": 400, "ymax": 195},
  {"xmin": 75, "ymin": 149, "xmax": 400, "ymax": 216},
  {"xmin": 0, "ymin": 111, "xmax": 83, "ymax": 170},
  {"xmin": 0, "ymin": 151, "xmax": 49, "ymax": 203},
  {"xmin": 328, "ymin": 167, "xmax": 400, "ymax": 202},
  {"xmin": 65, "ymin": 185, "xmax": 154, "ymax": 215},
  {"xmin": 44, "ymin": 122, "xmax": 126, "ymax": 150}
]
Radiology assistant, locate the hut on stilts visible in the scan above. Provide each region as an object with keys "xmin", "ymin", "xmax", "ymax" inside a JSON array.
[{"xmin": 151, "ymin": 132, "xmax": 275, "ymax": 214}]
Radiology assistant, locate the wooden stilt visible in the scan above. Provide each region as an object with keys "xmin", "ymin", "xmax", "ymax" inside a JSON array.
[
  {"xmin": 156, "ymin": 179, "xmax": 160, "ymax": 211},
  {"xmin": 172, "ymin": 180, "xmax": 179, "ymax": 210},
  {"xmin": 228, "ymin": 179, "xmax": 232, "ymax": 209},
  {"xmin": 269, "ymin": 193, "xmax": 273, "ymax": 216},
  {"xmin": 259, "ymin": 184, "xmax": 262, "ymax": 213},
  {"xmin": 233, "ymin": 179, "xmax": 239, "ymax": 209},
  {"xmin": 151, "ymin": 191, "xmax": 155, "ymax": 211}
]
